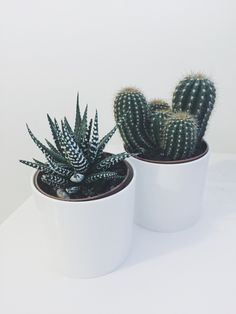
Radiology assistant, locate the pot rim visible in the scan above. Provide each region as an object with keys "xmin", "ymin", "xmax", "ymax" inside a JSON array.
[
  {"xmin": 32, "ymin": 159, "xmax": 134, "ymax": 203},
  {"xmin": 129, "ymin": 140, "xmax": 209, "ymax": 165}
]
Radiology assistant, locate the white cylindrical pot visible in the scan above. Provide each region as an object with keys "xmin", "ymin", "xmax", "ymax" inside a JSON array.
[
  {"xmin": 32, "ymin": 161, "xmax": 135, "ymax": 278},
  {"xmin": 129, "ymin": 141, "xmax": 209, "ymax": 232}
]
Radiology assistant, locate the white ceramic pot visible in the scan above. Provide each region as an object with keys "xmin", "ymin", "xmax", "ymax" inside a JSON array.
[
  {"xmin": 32, "ymin": 161, "xmax": 135, "ymax": 278},
  {"xmin": 129, "ymin": 141, "xmax": 209, "ymax": 232}
]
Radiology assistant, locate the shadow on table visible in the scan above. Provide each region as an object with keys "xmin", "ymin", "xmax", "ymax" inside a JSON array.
[{"xmin": 119, "ymin": 157, "xmax": 236, "ymax": 271}]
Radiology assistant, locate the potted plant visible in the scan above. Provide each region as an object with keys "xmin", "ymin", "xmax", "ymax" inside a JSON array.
[
  {"xmin": 20, "ymin": 96, "xmax": 135, "ymax": 278},
  {"xmin": 113, "ymin": 73, "xmax": 216, "ymax": 232}
]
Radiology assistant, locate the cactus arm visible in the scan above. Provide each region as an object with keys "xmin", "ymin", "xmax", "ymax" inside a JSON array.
[
  {"xmin": 172, "ymin": 78, "xmax": 195, "ymax": 112},
  {"xmin": 150, "ymin": 110, "xmax": 171, "ymax": 148},
  {"xmin": 197, "ymin": 79, "xmax": 216, "ymax": 140},
  {"xmin": 172, "ymin": 74, "xmax": 216, "ymax": 142},
  {"xmin": 114, "ymin": 88, "xmax": 153, "ymax": 153},
  {"xmin": 162, "ymin": 113, "xmax": 198, "ymax": 160}
]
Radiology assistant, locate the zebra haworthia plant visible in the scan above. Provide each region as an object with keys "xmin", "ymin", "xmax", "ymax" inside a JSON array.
[
  {"xmin": 114, "ymin": 73, "xmax": 216, "ymax": 161},
  {"xmin": 20, "ymin": 95, "xmax": 131, "ymax": 200}
]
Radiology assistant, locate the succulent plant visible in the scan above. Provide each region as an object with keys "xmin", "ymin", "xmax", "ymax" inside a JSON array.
[
  {"xmin": 20, "ymin": 95, "xmax": 131, "ymax": 199},
  {"xmin": 113, "ymin": 73, "xmax": 215, "ymax": 161},
  {"xmin": 162, "ymin": 112, "xmax": 198, "ymax": 160},
  {"xmin": 114, "ymin": 87, "xmax": 153, "ymax": 153},
  {"xmin": 172, "ymin": 73, "xmax": 216, "ymax": 142}
]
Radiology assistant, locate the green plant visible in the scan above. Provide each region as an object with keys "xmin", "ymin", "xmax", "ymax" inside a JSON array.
[
  {"xmin": 172, "ymin": 73, "xmax": 216, "ymax": 142},
  {"xmin": 20, "ymin": 96, "xmax": 131, "ymax": 199},
  {"xmin": 114, "ymin": 87, "xmax": 153, "ymax": 153},
  {"xmin": 162, "ymin": 112, "xmax": 198, "ymax": 160},
  {"xmin": 149, "ymin": 99, "xmax": 171, "ymax": 151},
  {"xmin": 113, "ymin": 73, "xmax": 215, "ymax": 161}
]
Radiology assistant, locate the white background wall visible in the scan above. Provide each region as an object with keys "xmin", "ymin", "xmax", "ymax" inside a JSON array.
[{"xmin": 1, "ymin": 0, "xmax": 236, "ymax": 223}]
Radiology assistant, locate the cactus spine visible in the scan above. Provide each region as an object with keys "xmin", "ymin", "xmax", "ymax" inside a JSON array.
[
  {"xmin": 162, "ymin": 112, "xmax": 198, "ymax": 160},
  {"xmin": 114, "ymin": 88, "xmax": 153, "ymax": 153},
  {"xmin": 172, "ymin": 74, "xmax": 216, "ymax": 141}
]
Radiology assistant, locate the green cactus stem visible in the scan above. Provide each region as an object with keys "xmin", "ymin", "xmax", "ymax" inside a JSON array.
[
  {"xmin": 149, "ymin": 101, "xmax": 171, "ymax": 148},
  {"xmin": 114, "ymin": 87, "xmax": 153, "ymax": 153},
  {"xmin": 172, "ymin": 73, "xmax": 216, "ymax": 142},
  {"xmin": 162, "ymin": 112, "xmax": 198, "ymax": 160}
]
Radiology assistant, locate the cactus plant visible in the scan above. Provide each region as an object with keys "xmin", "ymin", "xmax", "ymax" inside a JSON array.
[
  {"xmin": 172, "ymin": 73, "xmax": 216, "ymax": 142},
  {"xmin": 114, "ymin": 87, "xmax": 153, "ymax": 154},
  {"xmin": 161, "ymin": 112, "xmax": 198, "ymax": 160},
  {"xmin": 113, "ymin": 73, "xmax": 215, "ymax": 161},
  {"xmin": 20, "ymin": 96, "xmax": 131, "ymax": 199}
]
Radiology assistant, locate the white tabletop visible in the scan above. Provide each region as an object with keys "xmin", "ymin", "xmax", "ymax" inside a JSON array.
[{"xmin": 1, "ymin": 153, "xmax": 236, "ymax": 314}]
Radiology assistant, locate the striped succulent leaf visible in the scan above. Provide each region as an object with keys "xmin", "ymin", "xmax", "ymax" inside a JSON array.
[
  {"xmin": 53, "ymin": 118, "xmax": 68, "ymax": 157},
  {"xmin": 45, "ymin": 139, "xmax": 60, "ymax": 154},
  {"xmin": 33, "ymin": 159, "xmax": 52, "ymax": 172},
  {"xmin": 76, "ymin": 105, "xmax": 88, "ymax": 144},
  {"xmin": 45, "ymin": 155, "xmax": 73, "ymax": 178},
  {"xmin": 74, "ymin": 93, "xmax": 81, "ymax": 136},
  {"xmin": 61, "ymin": 120, "xmax": 89, "ymax": 173},
  {"xmin": 96, "ymin": 125, "xmax": 117, "ymax": 160},
  {"xmin": 81, "ymin": 118, "xmax": 93, "ymax": 156},
  {"xmin": 95, "ymin": 152, "xmax": 130, "ymax": 172},
  {"xmin": 41, "ymin": 174, "xmax": 69, "ymax": 188},
  {"xmin": 19, "ymin": 159, "xmax": 51, "ymax": 173},
  {"xmin": 63, "ymin": 117, "xmax": 74, "ymax": 136},
  {"xmin": 97, "ymin": 110, "xmax": 130, "ymax": 157},
  {"xmin": 85, "ymin": 171, "xmax": 123, "ymax": 184},
  {"xmin": 26, "ymin": 124, "xmax": 67, "ymax": 164},
  {"xmin": 47, "ymin": 114, "xmax": 64, "ymax": 154},
  {"xmin": 89, "ymin": 110, "xmax": 99, "ymax": 162}
]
